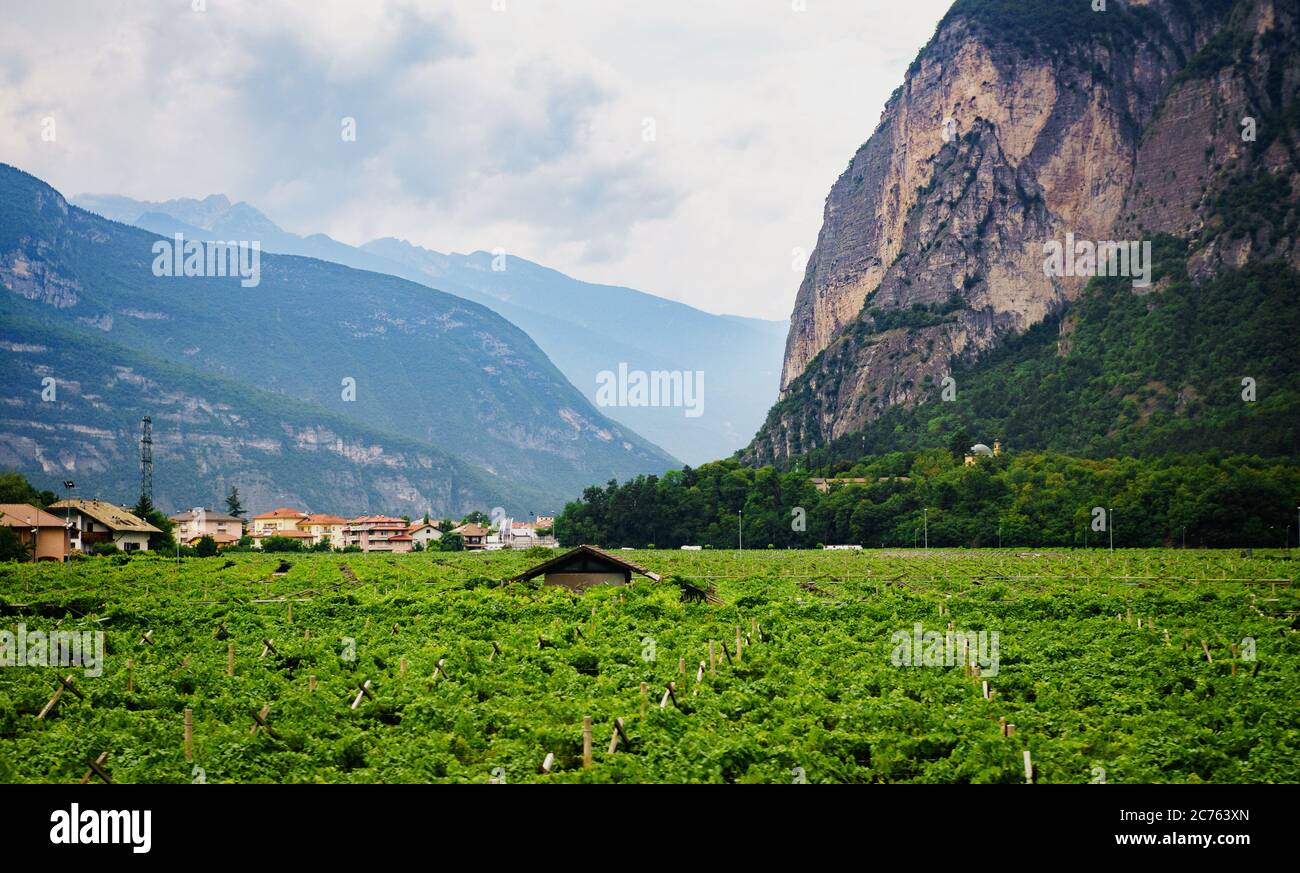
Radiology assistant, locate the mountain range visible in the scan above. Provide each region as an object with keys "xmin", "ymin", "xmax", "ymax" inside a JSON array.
[
  {"xmin": 72, "ymin": 192, "xmax": 788, "ymax": 466},
  {"xmin": 0, "ymin": 164, "xmax": 675, "ymax": 516}
]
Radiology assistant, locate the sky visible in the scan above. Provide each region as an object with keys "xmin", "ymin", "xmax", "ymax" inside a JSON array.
[{"xmin": 0, "ymin": 0, "xmax": 951, "ymax": 320}]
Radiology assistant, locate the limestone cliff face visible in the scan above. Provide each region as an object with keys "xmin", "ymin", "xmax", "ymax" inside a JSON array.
[{"xmin": 753, "ymin": 0, "xmax": 1293, "ymax": 465}]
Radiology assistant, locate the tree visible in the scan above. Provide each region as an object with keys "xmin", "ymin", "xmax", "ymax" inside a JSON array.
[
  {"xmin": 0, "ymin": 526, "xmax": 31, "ymax": 562},
  {"xmin": 461, "ymin": 511, "xmax": 491, "ymax": 527},
  {"xmin": 132, "ymin": 494, "xmax": 176, "ymax": 552},
  {"xmin": 195, "ymin": 535, "xmax": 218, "ymax": 558},
  {"xmin": 261, "ymin": 536, "xmax": 304, "ymax": 553},
  {"xmin": 0, "ymin": 471, "xmax": 56, "ymax": 507},
  {"xmin": 439, "ymin": 532, "xmax": 464, "ymax": 552},
  {"xmin": 225, "ymin": 486, "xmax": 245, "ymax": 518}
]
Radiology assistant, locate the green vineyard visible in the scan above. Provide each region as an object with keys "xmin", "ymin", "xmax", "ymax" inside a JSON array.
[{"xmin": 1, "ymin": 549, "xmax": 1297, "ymax": 783}]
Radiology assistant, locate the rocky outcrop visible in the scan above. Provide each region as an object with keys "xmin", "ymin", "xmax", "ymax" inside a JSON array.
[{"xmin": 752, "ymin": 0, "xmax": 1296, "ymax": 465}]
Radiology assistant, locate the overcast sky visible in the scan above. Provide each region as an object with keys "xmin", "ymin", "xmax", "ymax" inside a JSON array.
[{"xmin": 1, "ymin": 0, "xmax": 950, "ymax": 320}]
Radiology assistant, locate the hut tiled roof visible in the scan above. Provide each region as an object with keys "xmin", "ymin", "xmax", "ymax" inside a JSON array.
[{"xmin": 507, "ymin": 544, "xmax": 661, "ymax": 583}]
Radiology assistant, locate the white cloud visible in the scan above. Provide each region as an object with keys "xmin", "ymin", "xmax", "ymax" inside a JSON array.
[{"xmin": 0, "ymin": 0, "xmax": 951, "ymax": 319}]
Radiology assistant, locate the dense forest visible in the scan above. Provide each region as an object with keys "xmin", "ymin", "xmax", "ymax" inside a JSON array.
[{"xmin": 555, "ymin": 451, "xmax": 1300, "ymax": 550}]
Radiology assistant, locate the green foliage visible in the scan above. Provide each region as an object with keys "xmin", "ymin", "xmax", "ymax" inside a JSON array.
[
  {"xmin": 558, "ymin": 452, "xmax": 1300, "ymax": 550},
  {"xmin": 224, "ymin": 487, "xmax": 244, "ymax": 519},
  {"xmin": 0, "ymin": 472, "xmax": 56, "ymax": 508},
  {"xmin": 863, "ymin": 297, "xmax": 962, "ymax": 333},
  {"xmin": 0, "ymin": 526, "xmax": 30, "ymax": 562},
  {"xmin": 195, "ymin": 536, "xmax": 219, "ymax": 558},
  {"xmin": 260, "ymin": 537, "xmax": 304, "ymax": 553},
  {"xmin": 0, "ymin": 549, "xmax": 1294, "ymax": 783}
]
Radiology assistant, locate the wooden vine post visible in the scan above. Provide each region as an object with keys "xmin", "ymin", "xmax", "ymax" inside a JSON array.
[
  {"xmin": 184, "ymin": 708, "xmax": 193, "ymax": 762},
  {"xmin": 607, "ymin": 717, "xmax": 628, "ymax": 754},
  {"xmin": 227, "ymin": 643, "xmax": 234, "ymax": 677},
  {"xmin": 79, "ymin": 752, "xmax": 111, "ymax": 785},
  {"xmin": 37, "ymin": 675, "xmax": 83, "ymax": 720},
  {"xmin": 582, "ymin": 716, "xmax": 593, "ymax": 769}
]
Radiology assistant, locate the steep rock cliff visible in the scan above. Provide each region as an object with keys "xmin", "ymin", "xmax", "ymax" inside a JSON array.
[{"xmin": 750, "ymin": 0, "xmax": 1293, "ymax": 465}]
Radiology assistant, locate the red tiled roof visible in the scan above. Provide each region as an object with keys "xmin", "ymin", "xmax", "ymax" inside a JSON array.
[
  {"xmin": 253, "ymin": 507, "xmax": 308, "ymax": 519},
  {"xmin": 299, "ymin": 514, "xmax": 347, "ymax": 525},
  {"xmin": 0, "ymin": 504, "xmax": 66, "ymax": 528}
]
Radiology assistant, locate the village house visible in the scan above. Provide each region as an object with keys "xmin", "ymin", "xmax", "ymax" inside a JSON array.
[
  {"xmin": 297, "ymin": 514, "xmax": 348, "ymax": 549},
  {"xmin": 250, "ymin": 507, "xmax": 309, "ymax": 535},
  {"xmin": 48, "ymin": 499, "xmax": 160, "ymax": 552},
  {"xmin": 0, "ymin": 504, "xmax": 71, "ymax": 561},
  {"xmin": 964, "ymin": 440, "xmax": 1003, "ymax": 466},
  {"xmin": 452, "ymin": 522, "xmax": 488, "ymax": 550},
  {"xmin": 344, "ymin": 515, "xmax": 413, "ymax": 553},
  {"xmin": 169, "ymin": 508, "xmax": 244, "ymax": 547},
  {"xmin": 249, "ymin": 528, "xmax": 315, "ymax": 549},
  {"xmin": 407, "ymin": 521, "xmax": 443, "ymax": 548}
]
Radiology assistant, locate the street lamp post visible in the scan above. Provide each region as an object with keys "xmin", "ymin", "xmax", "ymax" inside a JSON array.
[
  {"xmin": 738, "ymin": 510, "xmax": 743, "ymax": 551},
  {"xmin": 923, "ymin": 508, "xmax": 928, "ymax": 552},
  {"xmin": 1109, "ymin": 508, "xmax": 1114, "ymax": 553}
]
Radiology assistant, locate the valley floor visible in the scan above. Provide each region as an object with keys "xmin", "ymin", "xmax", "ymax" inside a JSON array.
[{"xmin": 0, "ymin": 549, "xmax": 1295, "ymax": 783}]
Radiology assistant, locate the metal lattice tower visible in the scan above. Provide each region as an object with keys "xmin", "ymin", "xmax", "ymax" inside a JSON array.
[{"xmin": 140, "ymin": 416, "xmax": 153, "ymax": 504}]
